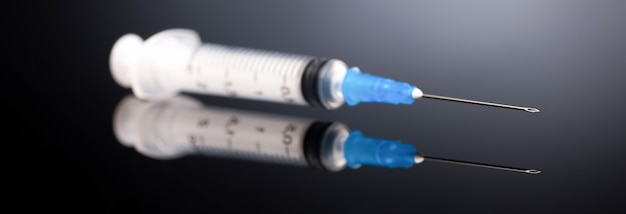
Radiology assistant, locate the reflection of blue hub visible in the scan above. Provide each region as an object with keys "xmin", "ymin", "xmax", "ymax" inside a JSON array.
[{"xmin": 344, "ymin": 130, "xmax": 417, "ymax": 169}]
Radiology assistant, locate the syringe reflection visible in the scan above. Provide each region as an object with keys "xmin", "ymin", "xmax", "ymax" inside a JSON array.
[{"xmin": 113, "ymin": 95, "xmax": 540, "ymax": 174}]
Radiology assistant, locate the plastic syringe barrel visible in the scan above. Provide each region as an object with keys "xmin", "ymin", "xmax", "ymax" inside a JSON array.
[
  {"xmin": 343, "ymin": 130, "xmax": 417, "ymax": 169},
  {"xmin": 111, "ymin": 29, "xmax": 422, "ymax": 109}
]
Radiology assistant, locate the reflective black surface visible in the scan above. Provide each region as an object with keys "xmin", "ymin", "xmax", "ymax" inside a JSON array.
[{"xmin": 12, "ymin": 1, "xmax": 626, "ymax": 213}]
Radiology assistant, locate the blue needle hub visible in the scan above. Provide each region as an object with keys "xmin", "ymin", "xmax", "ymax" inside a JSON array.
[{"xmin": 341, "ymin": 67, "xmax": 417, "ymax": 106}]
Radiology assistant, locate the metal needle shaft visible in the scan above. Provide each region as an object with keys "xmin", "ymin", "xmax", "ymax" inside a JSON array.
[
  {"xmin": 421, "ymin": 156, "xmax": 541, "ymax": 174},
  {"xmin": 419, "ymin": 93, "xmax": 540, "ymax": 113}
]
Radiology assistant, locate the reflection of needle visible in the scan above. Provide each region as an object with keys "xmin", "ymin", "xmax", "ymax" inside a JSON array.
[
  {"xmin": 418, "ymin": 93, "xmax": 540, "ymax": 113},
  {"xmin": 415, "ymin": 155, "xmax": 541, "ymax": 175}
]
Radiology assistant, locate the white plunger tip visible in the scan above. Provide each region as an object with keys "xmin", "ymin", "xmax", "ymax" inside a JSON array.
[{"xmin": 109, "ymin": 34, "xmax": 143, "ymax": 88}]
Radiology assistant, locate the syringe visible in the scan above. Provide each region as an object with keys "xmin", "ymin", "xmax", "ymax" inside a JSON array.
[
  {"xmin": 114, "ymin": 95, "xmax": 540, "ymax": 174},
  {"xmin": 110, "ymin": 29, "xmax": 539, "ymax": 112}
]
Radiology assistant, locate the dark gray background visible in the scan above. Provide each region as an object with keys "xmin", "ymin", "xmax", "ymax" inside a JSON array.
[{"xmin": 11, "ymin": 1, "xmax": 626, "ymax": 213}]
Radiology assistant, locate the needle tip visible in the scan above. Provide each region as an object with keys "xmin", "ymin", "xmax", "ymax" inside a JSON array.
[
  {"xmin": 525, "ymin": 108, "xmax": 540, "ymax": 113},
  {"xmin": 525, "ymin": 169, "xmax": 541, "ymax": 174}
]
